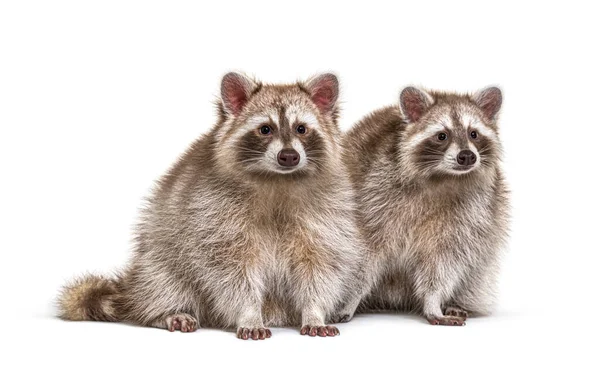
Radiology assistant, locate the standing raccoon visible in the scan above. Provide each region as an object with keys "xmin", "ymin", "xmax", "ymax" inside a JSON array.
[
  {"xmin": 339, "ymin": 86, "xmax": 509, "ymax": 325},
  {"xmin": 58, "ymin": 72, "xmax": 364, "ymax": 339}
]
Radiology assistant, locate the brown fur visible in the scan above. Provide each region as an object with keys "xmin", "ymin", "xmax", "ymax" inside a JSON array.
[
  {"xmin": 58, "ymin": 274, "xmax": 121, "ymax": 322},
  {"xmin": 335, "ymin": 87, "xmax": 510, "ymax": 325},
  {"xmin": 58, "ymin": 73, "xmax": 364, "ymax": 339}
]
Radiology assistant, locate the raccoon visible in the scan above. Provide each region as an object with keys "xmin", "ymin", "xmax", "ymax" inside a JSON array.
[
  {"xmin": 337, "ymin": 86, "xmax": 509, "ymax": 325},
  {"xmin": 58, "ymin": 72, "xmax": 364, "ymax": 339}
]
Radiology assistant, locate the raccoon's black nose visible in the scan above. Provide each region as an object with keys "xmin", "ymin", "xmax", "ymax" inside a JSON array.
[
  {"xmin": 457, "ymin": 150, "xmax": 477, "ymax": 166},
  {"xmin": 277, "ymin": 149, "xmax": 300, "ymax": 167}
]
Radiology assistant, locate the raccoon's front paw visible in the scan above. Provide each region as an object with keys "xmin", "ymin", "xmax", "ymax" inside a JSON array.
[
  {"xmin": 300, "ymin": 325, "xmax": 340, "ymax": 337},
  {"xmin": 444, "ymin": 306, "xmax": 468, "ymax": 319},
  {"xmin": 236, "ymin": 327, "xmax": 272, "ymax": 340},
  {"xmin": 166, "ymin": 313, "xmax": 198, "ymax": 332},
  {"xmin": 426, "ymin": 315, "xmax": 466, "ymax": 326}
]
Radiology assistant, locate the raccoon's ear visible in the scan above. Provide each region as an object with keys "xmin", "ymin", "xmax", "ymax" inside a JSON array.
[
  {"xmin": 221, "ymin": 72, "xmax": 258, "ymax": 117},
  {"xmin": 399, "ymin": 86, "xmax": 434, "ymax": 123},
  {"xmin": 305, "ymin": 73, "xmax": 339, "ymax": 115},
  {"xmin": 473, "ymin": 87, "xmax": 502, "ymax": 121}
]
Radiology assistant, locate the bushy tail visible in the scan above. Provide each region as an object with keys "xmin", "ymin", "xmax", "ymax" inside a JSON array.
[{"xmin": 57, "ymin": 274, "xmax": 122, "ymax": 322}]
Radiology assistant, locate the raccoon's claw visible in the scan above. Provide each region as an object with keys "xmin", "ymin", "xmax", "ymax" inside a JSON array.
[
  {"xmin": 300, "ymin": 325, "xmax": 340, "ymax": 337},
  {"xmin": 444, "ymin": 306, "xmax": 468, "ymax": 319},
  {"xmin": 166, "ymin": 314, "xmax": 198, "ymax": 332},
  {"xmin": 426, "ymin": 316, "xmax": 466, "ymax": 326},
  {"xmin": 236, "ymin": 327, "xmax": 272, "ymax": 340}
]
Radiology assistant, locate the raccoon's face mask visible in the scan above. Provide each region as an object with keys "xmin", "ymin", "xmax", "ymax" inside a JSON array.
[
  {"xmin": 399, "ymin": 86, "xmax": 503, "ymax": 178},
  {"xmin": 217, "ymin": 72, "xmax": 340, "ymax": 178}
]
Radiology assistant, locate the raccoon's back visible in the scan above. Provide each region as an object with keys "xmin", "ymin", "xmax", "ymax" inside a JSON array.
[
  {"xmin": 150, "ymin": 133, "xmax": 220, "ymax": 202},
  {"xmin": 342, "ymin": 106, "xmax": 405, "ymax": 187}
]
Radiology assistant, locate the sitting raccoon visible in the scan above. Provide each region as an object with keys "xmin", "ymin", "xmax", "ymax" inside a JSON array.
[
  {"xmin": 338, "ymin": 86, "xmax": 510, "ymax": 325},
  {"xmin": 58, "ymin": 72, "xmax": 365, "ymax": 339}
]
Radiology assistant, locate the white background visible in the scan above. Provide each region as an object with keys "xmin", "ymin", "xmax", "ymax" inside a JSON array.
[{"xmin": 1, "ymin": 1, "xmax": 598, "ymax": 368}]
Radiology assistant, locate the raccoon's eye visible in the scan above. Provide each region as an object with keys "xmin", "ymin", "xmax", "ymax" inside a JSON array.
[
  {"xmin": 296, "ymin": 125, "xmax": 307, "ymax": 134},
  {"xmin": 259, "ymin": 125, "xmax": 272, "ymax": 135},
  {"xmin": 437, "ymin": 132, "xmax": 447, "ymax": 141},
  {"xmin": 470, "ymin": 130, "xmax": 478, "ymax": 139}
]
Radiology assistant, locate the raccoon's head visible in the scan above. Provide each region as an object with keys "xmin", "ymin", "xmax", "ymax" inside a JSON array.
[
  {"xmin": 215, "ymin": 72, "xmax": 341, "ymax": 179},
  {"xmin": 398, "ymin": 86, "xmax": 503, "ymax": 180}
]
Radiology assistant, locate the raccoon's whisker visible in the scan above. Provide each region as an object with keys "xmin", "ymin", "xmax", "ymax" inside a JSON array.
[
  {"xmin": 413, "ymin": 163, "xmax": 438, "ymax": 171},
  {"xmin": 236, "ymin": 153, "xmax": 263, "ymax": 159},
  {"xmin": 423, "ymin": 147, "xmax": 444, "ymax": 154},
  {"xmin": 419, "ymin": 153, "xmax": 444, "ymax": 157},
  {"xmin": 237, "ymin": 158, "xmax": 263, "ymax": 165},
  {"xmin": 418, "ymin": 156, "xmax": 444, "ymax": 162},
  {"xmin": 235, "ymin": 148, "xmax": 267, "ymax": 155}
]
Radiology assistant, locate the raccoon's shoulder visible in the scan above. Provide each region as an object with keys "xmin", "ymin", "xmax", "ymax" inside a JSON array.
[
  {"xmin": 152, "ymin": 132, "xmax": 220, "ymax": 200},
  {"xmin": 342, "ymin": 105, "xmax": 405, "ymax": 182}
]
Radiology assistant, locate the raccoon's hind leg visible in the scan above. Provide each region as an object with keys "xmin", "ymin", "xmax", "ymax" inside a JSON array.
[
  {"xmin": 451, "ymin": 266, "xmax": 498, "ymax": 316},
  {"xmin": 150, "ymin": 313, "xmax": 198, "ymax": 332},
  {"xmin": 329, "ymin": 254, "xmax": 383, "ymax": 324},
  {"xmin": 118, "ymin": 265, "xmax": 203, "ymax": 332},
  {"xmin": 423, "ymin": 297, "xmax": 466, "ymax": 326},
  {"xmin": 328, "ymin": 273, "xmax": 371, "ymax": 324},
  {"xmin": 329, "ymin": 297, "xmax": 361, "ymax": 324},
  {"xmin": 443, "ymin": 306, "xmax": 469, "ymax": 319}
]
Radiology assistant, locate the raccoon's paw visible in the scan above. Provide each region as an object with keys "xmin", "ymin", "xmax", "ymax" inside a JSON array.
[
  {"xmin": 426, "ymin": 315, "xmax": 466, "ymax": 326},
  {"xmin": 166, "ymin": 313, "xmax": 198, "ymax": 332},
  {"xmin": 300, "ymin": 325, "xmax": 340, "ymax": 337},
  {"xmin": 444, "ymin": 306, "xmax": 469, "ymax": 319},
  {"xmin": 328, "ymin": 312, "xmax": 353, "ymax": 324},
  {"xmin": 236, "ymin": 327, "xmax": 272, "ymax": 340}
]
